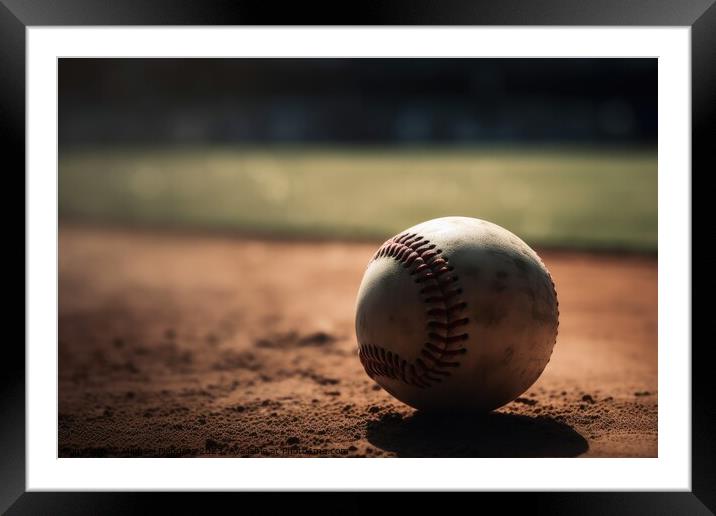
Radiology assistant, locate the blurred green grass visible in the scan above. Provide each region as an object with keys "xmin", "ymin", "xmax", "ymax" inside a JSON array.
[{"xmin": 59, "ymin": 146, "xmax": 657, "ymax": 252}]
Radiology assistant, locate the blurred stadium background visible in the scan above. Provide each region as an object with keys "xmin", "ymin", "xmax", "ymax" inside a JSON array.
[{"xmin": 59, "ymin": 59, "xmax": 657, "ymax": 251}]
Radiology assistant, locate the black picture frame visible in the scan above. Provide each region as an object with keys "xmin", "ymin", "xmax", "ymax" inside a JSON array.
[{"xmin": 3, "ymin": 1, "xmax": 710, "ymax": 514}]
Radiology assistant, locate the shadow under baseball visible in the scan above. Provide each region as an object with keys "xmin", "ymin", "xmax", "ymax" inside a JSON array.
[{"xmin": 366, "ymin": 411, "xmax": 589, "ymax": 457}]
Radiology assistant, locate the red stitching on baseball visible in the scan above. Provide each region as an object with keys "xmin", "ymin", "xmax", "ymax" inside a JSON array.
[
  {"xmin": 358, "ymin": 232, "xmax": 470, "ymax": 389},
  {"xmin": 538, "ymin": 257, "xmax": 560, "ymax": 372}
]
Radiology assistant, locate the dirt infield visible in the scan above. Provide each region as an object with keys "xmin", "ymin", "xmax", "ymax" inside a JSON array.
[{"xmin": 58, "ymin": 224, "xmax": 657, "ymax": 458}]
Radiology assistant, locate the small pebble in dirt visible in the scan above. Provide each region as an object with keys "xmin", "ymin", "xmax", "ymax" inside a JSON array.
[
  {"xmin": 325, "ymin": 391, "xmax": 341, "ymax": 396},
  {"xmin": 298, "ymin": 332, "xmax": 337, "ymax": 346},
  {"xmin": 205, "ymin": 438, "xmax": 224, "ymax": 451},
  {"xmin": 371, "ymin": 385, "xmax": 382, "ymax": 391},
  {"xmin": 286, "ymin": 436, "xmax": 300, "ymax": 445},
  {"xmin": 582, "ymin": 394, "xmax": 596, "ymax": 404},
  {"xmin": 604, "ymin": 396, "xmax": 614, "ymax": 402},
  {"xmin": 348, "ymin": 445, "xmax": 358, "ymax": 451},
  {"xmin": 368, "ymin": 406, "xmax": 381, "ymax": 413},
  {"xmin": 634, "ymin": 391, "xmax": 651, "ymax": 397}
]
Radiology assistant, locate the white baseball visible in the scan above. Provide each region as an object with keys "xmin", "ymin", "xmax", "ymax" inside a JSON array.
[{"xmin": 355, "ymin": 216, "xmax": 559, "ymax": 412}]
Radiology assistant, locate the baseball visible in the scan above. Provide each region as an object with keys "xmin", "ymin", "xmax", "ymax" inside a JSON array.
[{"xmin": 355, "ymin": 216, "xmax": 559, "ymax": 412}]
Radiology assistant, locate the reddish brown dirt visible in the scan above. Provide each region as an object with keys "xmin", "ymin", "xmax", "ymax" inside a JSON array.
[{"xmin": 58, "ymin": 224, "xmax": 657, "ymax": 458}]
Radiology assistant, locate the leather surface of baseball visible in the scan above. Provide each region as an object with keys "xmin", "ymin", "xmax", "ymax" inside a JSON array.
[{"xmin": 355, "ymin": 216, "xmax": 559, "ymax": 412}]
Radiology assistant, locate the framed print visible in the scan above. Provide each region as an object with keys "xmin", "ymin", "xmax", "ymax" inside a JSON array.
[{"xmin": 3, "ymin": 0, "xmax": 710, "ymax": 513}]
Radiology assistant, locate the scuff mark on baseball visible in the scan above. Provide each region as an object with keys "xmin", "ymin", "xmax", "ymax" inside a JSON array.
[{"xmin": 355, "ymin": 216, "xmax": 559, "ymax": 412}]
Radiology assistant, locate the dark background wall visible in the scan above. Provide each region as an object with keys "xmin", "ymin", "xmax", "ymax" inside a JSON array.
[{"xmin": 59, "ymin": 58, "xmax": 657, "ymax": 146}]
